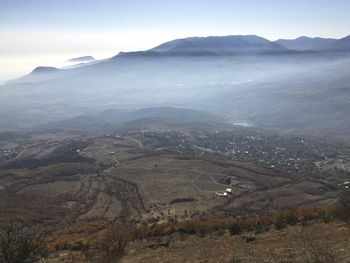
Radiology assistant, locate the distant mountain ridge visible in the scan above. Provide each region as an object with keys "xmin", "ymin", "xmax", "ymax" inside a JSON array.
[
  {"xmin": 276, "ymin": 36, "xmax": 337, "ymax": 51},
  {"xmin": 114, "ymin": 34, "xmax": 350, "ymax": 58},
  {"xmin": 67, "ymin": 56, "xmax": 95, "ymax": 63},
  {"xmin": 331, "ymin": 35, "xmax": 350, "ymax": 51},
  {"xmin": 276, "ymin": 35, "xmax": 350, "ymax": 51},
  {"xmin": 114, "ymin": 35, "xmax": 292, "ymax": 58},
  {"xmin": 8, "ymin": 34, "xmax": 350, "ymax": 84},
  {"xmin": 35, "ymin": 107, "xmax": 229, "ymax": 131},
  {"xmin": 31, "ymin": 66, "xmax": 59, "ymax": 74},
  {"xmin": 2, "ymin": 34, "xmax": 350, "ymax": 140}
]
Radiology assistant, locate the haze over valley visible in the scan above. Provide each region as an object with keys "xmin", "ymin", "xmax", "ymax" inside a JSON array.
[
  {"xmin": 1, "ymin": 1, "xmax": 350, "ymax": 262},
  {"xmin": 2, "ymin": 35, "xmax": 350, "ymax": 140}
]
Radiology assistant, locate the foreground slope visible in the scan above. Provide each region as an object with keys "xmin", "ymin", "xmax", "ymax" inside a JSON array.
[{"xmin": 121, "ymin": 222, "xmax": 350, "ymax": 263}]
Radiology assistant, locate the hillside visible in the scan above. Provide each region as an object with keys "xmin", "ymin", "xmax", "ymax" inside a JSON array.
[
  {"xmin": 113, "ymin": 35, "xmax": 291, "ymax": 58},
  {"xmin": 148, "ymin": 35, "xmax": 290, "ymax": 56},
  {"xmin": 2, "ymin": 2, "xmax": 350, "ymax": 263},
  {"xmin": 276, "ymin": 35, "xmax": 350, "ymax": 51},
  {"xmin": 67, "ymin": 56, "xmax": 95, "ymax": 63},
  {"xmin": 34, "ymin": 107, "xmax": 228, "ymax": 132},
  {"xmin": 331, "ymin": 35, "xmax": 350, "ymax": 51},
  {"xmin": 0, "ymin": 124, "xmax": 349, "ymax": 262},
  {"xmin": 276, "ymin": 36, "xmax": 336, "ymax": 51},
  {"xmin": 121, "ymin": 222, "xmax": 350, "ymax": 263},
  {"xmin": 1, "ymin": 123, "xmax": 349, "ymax": 225},
  {"xmin": 2, "ymin": 35, "xmax": 350, "ymax": 140}
]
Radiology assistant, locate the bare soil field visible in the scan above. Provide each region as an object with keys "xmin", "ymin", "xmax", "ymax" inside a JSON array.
[{"xmin": 0, "ymin": 127, "xmax": 346, "ymax": 226}]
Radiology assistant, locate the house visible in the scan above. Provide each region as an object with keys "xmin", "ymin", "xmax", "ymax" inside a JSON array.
[
  {"xmin": 215, "ymin": 192, "xmax": 228, "ymax": 197},
  {"xmin": 226, "ymin": 188, "xmax": 232, "ymax": 194}
]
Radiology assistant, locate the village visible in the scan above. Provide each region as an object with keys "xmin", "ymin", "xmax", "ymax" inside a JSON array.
[
  {"xmin": 1, "ymin": 128, "xmax": 350, "ymax": 200},
  {"xmin": 125, "ymin": 129, "xmax": 350, "ymax": 184}
]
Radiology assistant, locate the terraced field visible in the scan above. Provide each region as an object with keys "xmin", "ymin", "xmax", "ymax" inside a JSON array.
[{"xmin": 0, "ymin": 127, "xmax": 347, "ymax": 226}]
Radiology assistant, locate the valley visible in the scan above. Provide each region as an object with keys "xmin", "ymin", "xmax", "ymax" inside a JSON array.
[
  {"xmin": 0, "ymin": 122, "xmax": 348, "ymax": 228},
  {"xmin": 1, "ymin": 30, "xmax": 350, "ymax": 262}
]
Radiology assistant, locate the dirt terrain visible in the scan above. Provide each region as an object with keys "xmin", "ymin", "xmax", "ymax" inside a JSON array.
[
  {"xmin": 0, "ymin": 124, "xmax": 348, "ymax": 227},
  {"xmin": 121, "ymin": 221, "xmax": 350, "ymax": 263}
]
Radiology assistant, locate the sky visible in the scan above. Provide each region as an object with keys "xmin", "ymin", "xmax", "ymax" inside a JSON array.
[{"xmin": 1, "ymin": 0, "xmax": 350, "ymax": 83}]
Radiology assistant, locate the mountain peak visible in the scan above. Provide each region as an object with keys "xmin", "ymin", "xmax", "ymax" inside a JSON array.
[
  {"xmin": 31, "ymin": 66, "xmax": 59, "ymax": 74},
  {"xmin": 118, "ymin": 35, "xmax": 291, "ymax": 57},
  {"xmin": 331, "ymin": 35, "xmax": 350, "ymax": 50},
  {"xmin": 67, "ymin": 56, "xmax": 95, "ymax": 63},
  {"xmin": 276, "ymin": 37, "xmax": 337, "ymax": 51}
]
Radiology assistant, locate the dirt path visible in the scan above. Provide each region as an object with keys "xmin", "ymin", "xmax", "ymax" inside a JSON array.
[{"xmin": 127, "ymin": 137, "xmax": 143, "ymax": 149}]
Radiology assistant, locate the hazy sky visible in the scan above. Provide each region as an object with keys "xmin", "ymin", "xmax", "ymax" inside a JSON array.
[{"xmin": 1, "ymin": 0, "xmax": 350, "ymax": 82}]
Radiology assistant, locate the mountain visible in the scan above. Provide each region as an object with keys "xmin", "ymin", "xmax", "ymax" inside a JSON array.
[
  {"xmin": 276, "ymin": 36, "xmax": 337, "ymax": 51},
  {"xmin": 276, "ymin": 36, "xmax": 350, "ymax": 52},
  {"xmin": 116, "ymin": 35, "xmax": 291, "ymax": 57},
  {"xmin": 2, "ymin": 35, "xmax": 350, "ymax": 140},
  {"xmin": 31, "ymin": 66, "xmax": 60, "ymax": 74},
  {"xmin": 36, "ymin": 107, "xmax": 229, "ymax": 131},
  {"xmin": 330, "ymin": 35, "xmax": 350, "ymax": 51},
  {"xmin": 5, "ymin": 66, "xmax": 62, "ymax": 85},
  {"xmin": 67, "ymin": 56, "xmax": 95, "ymax": 63}
]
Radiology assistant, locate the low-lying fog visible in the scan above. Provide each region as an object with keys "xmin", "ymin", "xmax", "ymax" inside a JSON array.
[{"xmin": 1, "ymin": 52, "xmax": 350, "ymax": 139}]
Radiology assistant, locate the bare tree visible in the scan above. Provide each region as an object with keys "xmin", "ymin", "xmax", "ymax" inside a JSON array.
[
  {"xmin": 97, "ymin": 224, "xmax": 132, "ymax": 263},
  {"xmin": 0, "ymin": 223, "xmax": 47, "ymax": 263},
  {"xmin": 337, "ymin": 190, "xmax": 350, "ymax": 222},
  {"xmin": 306, "ymin": 239, "xmax": 336, "ymax": 263}
]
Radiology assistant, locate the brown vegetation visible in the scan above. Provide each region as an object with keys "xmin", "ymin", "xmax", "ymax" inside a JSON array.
[
  {"xmin": 96, "ymin": 224, "xmax": 132, "ymax": 263},
  {"xmin": 0, "ymin": 223, "xmax": 47, "ymax": 263},
  {"xmin": 1, "ymin": 204, "xmax": 346, "ymax": 263},
  {"xmin": 336, "ymin": 190, "xmax": 350, "ymax": 222},
  {"xmin": 131, "ymin": 206, "xmax": 337, "ymax": 239},
  {"xmin": 122, "ymin": 221, "xmax": 350, "ymax": 263}
]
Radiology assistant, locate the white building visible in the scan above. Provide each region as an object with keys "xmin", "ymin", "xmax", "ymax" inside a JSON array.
[{"xmin": 226, "ymin": 188, "xmax": 232, "ymax": 194}]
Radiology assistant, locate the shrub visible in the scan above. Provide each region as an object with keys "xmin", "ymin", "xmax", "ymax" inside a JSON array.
[
  {"xmin": 229, "ymin": 223, "xmax": 242, "ymax": 236},
  {"xmin": 0, "ymin": 223, "xmax": 47, "ymax": 263},
  {"xmin": 254, "ymin": 221, "xmax": 270, "ymax": 234},
  {"xmin": 194, "ymin": 225, "xmax": 209, "ymax": 238},
  {"xmin": 97, "ymin": 224, "xmax": 132, "ymax": 263},
  {"xmin": 71, "ymin": 240, "xmax": 90, "ymax": 252},
  {"xmin": 302, "ymin": 235, "xmax": 336, "ymax": 263},
  {"xmin": 319, "ymin": 211, "xmax": 333, "ymax": 224},
  {"xmin": 284, "ymin": 209, "xmax": 299, "ymax": 225},
  {"xmin": 54, "ymin": 241, "xmax": 70, "ymax": 251},
  {"xmin": 336, "ymin": 190, "xmax": 350, "ymax": 222},
  {"xmin": 274, "ymin": 213, "xmax": 286, "ymax": 230}
]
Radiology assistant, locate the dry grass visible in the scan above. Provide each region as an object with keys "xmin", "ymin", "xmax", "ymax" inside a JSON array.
[
  {"xmin": 45, "ymin": 220, "xmax": 106, "ymax": 252},
  {"xmin": 36, "ymin": 207, "xmax": 349, "ymax": 262},
  {"xmin": 122, "ymin": 222, "xmax": 350, "ymax": 263}
]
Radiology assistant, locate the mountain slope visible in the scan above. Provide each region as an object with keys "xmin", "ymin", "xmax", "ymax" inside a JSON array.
[
  {"xmin": 118, "ymin": 35, "xmax": 291, "ymax": 57},
  {"xmin": 35, "ymin": 107, "xmax": 229, "ymax": 131},
  {"xmin": 67, "ymin": 56, "xmax": 95, "ymax": 63},
  {"xmin": 276, "ymin": 36, "xmax": 337, "ymax": 51},
  {"xmin": 31, "ymin": 66, "xmax": 60, "ymax": 74},
  {"xmin": 276, "ymin": 35, "xmax": 350, "ymax": 52},
  {"xmin": 2, "ymin": 35, "xmax": 350, "ymax": 140},
  {"xmin": 331, "ymin": 35, "xmax": 350, "ymax": 51}
]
